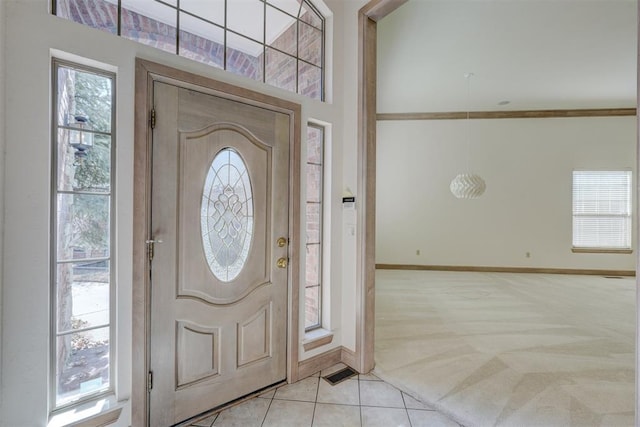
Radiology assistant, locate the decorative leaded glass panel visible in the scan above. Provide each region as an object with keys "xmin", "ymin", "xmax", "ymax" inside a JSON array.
[{"xmin": 201, "ymin": 149, "xmax": 254, "ymax": 282}]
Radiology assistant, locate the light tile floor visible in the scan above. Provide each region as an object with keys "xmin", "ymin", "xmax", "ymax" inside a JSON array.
[{"xmin": 189, "ymin": 363, "xmax": 461, "ymax": 427}]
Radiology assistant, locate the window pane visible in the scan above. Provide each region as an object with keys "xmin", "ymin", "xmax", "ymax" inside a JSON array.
[
  {"xmin": 307, "ymin": 125, "xmax": 323, "ymax": 163},
  {"xmin": 57, "ymin": 262, "xmax": 110, "ymax": 334},
  {"xmin": 57, "ymin": 130, "xmax": 111, "ymax": 193},
  {"xmin": 179, "ymin": 13, "xmax": 225, "ymax": 69},
  {"xmin": 306, "ymin": 243, "xmax": 321, "ymax": 286},
  {"xmin": 298, "ymin": 62, "xmax": 321, "ymax": 100},
  {"xmin": 57, "ymin": 194, "xmax": 110, "ymax": 261},
  {"xmin": 56, "ymin": 327, "xmax": 110, "ymax": 406},
  {"xmin": 304, "ymin": 284, "xmax": 320, "ymax": 329},
  {"xmin": 55, "ymin": 0, "xmax": 118, "ymax": 34},
  {"xmin": 306, "ymin": 164, "xmax": 322, "ymax": 203},
  {"xmin": 180, "ymin": 0, "xmax": 224, "ymax": 25},
  {"xmin": 267, "ymin": 5, "xmax": 297, "ymax": 56},
  {"xmin": 265, "ymin": 49, "xmax": 296, "ymax": 93},
  {"xmin": 57, "ymin": 67, "xmax": 113, "ymax": 134},
  {"xmin": 227, "ymin": 0, "xmax": 264, "ymax": 43},
  {"xmin": 268, "ymin": 0, "xmax": 301, "ymax": 16},
  {"xmin": 306, "ymin": 203, "xmax": 321, "ymax": 244},
  {"xmin": 226, "ymin": 32, "xmax": 263, "ymax": 81},
  {"xmin": 299, "ymin": 21, "xmax": 322, "ymax": 67},
  {"xmin": 299, "ymin": 2, "xmax": 322, "ymax": 29},
  {"xmin": 121, "ymin": 0, "xmax": 177, "ymax": 54}
]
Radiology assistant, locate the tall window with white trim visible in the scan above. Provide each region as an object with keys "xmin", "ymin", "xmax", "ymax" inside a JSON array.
[
  {"xmin": 305, "ymin": 124, "xmax": 325, "ymax": 330},
  {"xmin": 51, "ymin": 60, "xmax": 115, "ymax": 408},
  {"xmin": 572, "ymin": 170, "xmax": 632, "ymax": 252}
]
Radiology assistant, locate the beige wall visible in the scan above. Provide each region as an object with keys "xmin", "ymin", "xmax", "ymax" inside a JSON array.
[{"xmin": 376, "ymin": 116, "xmax": 637, "ymax": 271}]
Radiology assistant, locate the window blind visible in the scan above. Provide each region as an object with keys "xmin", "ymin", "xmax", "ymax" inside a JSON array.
[{"xmin": 572, "ymin": 170, "xmax": 632, "ymax": 249}]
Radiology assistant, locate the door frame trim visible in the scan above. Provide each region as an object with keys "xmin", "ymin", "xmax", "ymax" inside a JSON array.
[
  {"xmin": 132, "ymin": 59, "xmax": 302, "ymax": 426},
  {"xmin": 355, "ymin": 0, "xmax": 408, "ymax": 374}
]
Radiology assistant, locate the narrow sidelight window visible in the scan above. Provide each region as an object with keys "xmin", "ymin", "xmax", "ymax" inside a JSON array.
[
  {"xmin": 572, "ymin": 170, "xmax": 632, "ymax": 252},
  {"xmin": 51, "ymin": 60, "xmax": 115, "ymax": 409},
  {"xmin": 305, "ymin": 124, "xmax": 325, "ymax": 331}
]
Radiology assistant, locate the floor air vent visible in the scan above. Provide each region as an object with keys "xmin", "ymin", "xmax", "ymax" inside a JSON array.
[
  {"xmin": 604, "ymin": 276, "xmax": 624, "ymax": 279},
  {"xmin": 323, "ymin": 367, "xmax": 358, "ymax": 385}
]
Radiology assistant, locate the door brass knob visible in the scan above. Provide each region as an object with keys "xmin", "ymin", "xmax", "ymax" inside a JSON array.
[
  {"xmin": 277, "ymin": 257, "xmax": 288, "ymax": 268},
  {"xmin": 277, "ymin": 237, "xmax": 287, "ymax": 247}
]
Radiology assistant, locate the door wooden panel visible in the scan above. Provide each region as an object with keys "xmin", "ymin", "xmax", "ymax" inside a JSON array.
[
  {"xmin": 176, "ymin": 321, "xmax": 220, "ymax": 388},
  {"xmin": 149, "ymin": 81, "xmax": 290, "ymax": 426},
  {"xmin": 237, "ymin": 304, "xmax": 272, "ymax": 367}
]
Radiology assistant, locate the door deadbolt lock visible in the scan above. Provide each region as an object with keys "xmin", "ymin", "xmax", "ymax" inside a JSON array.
[
  {"xmin": 277, "ymin": 237, "xmax": 287, "ymax": 247},
  {"xmin": 276, "ymin": 257, "xmax": 288, "ymax": 268}
]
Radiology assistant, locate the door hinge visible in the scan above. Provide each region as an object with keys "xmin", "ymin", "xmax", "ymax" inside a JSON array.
[
  {"xmin": 150, "ymin": 108, "xmax": 156, "ymax": 129},
  {"xmin": 148, "ymin": 370, "xmax": 153, "ymax": 391},
  {"xmin": 146, "ymin": 239, "xmax": 163, "ymax": 263}
]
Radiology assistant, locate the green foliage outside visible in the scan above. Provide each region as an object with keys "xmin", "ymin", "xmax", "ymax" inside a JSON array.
[{"xmin": 70, "ymin": 70, "xmax": 112, "ymax": 252}]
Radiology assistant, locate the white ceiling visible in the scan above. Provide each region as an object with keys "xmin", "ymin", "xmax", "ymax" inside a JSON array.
[{"xmin": 376, "ymin": 0, "xmax": 637, "ymax": 113}]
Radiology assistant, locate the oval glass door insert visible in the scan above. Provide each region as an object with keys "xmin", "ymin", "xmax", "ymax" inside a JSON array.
[{"xmin": 201, "ymin": 148, "xmax": 254, "ymax": 282}]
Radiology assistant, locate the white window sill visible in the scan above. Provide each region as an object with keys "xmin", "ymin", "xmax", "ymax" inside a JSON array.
[
  {"xmin": 303, "ymin": 328, "xmax": 334, "ymax": 351},
  {"xmin": 572, "ymin": 247, "xmax": 633, "ymax": 254},
  {"xmin": 48, "ymin": 395, "xmax": 124, "ymax": 427}
]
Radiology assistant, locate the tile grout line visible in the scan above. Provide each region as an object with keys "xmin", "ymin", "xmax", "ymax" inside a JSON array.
[
  {"xmin": 310, "ymin": 374, "xmax": 321, "ymax": 426},
  {"xmin": 259, "ymin": 394, "xmax": 275, "ymax": 427},
  {"xmin": 357, "ymin": 375, "xmax": 363, "ymax": 427},
  {"xmin": 401, "ymin": 390, "xmax": 414, "ymax": 427}
]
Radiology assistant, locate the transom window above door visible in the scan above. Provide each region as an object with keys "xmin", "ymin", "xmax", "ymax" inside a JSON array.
[{"xmin": 52, "ymin": 0, "xmax": 325, "ymax": 100}]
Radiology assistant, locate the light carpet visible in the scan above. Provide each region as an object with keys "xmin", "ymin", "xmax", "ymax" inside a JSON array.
[{"xmin": 374, "ymin": 270, "xmax": 635, "ymax": 427}]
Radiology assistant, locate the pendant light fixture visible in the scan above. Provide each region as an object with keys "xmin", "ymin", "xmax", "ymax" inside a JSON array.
[{"xmin": 450, "ymin": 73, "xmax": 486, "ymax": 199}]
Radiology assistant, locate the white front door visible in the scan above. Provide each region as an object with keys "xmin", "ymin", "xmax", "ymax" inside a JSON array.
[{"xmin": 149, "ymin": 81, "xmax": 291, "ymax": 425}]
